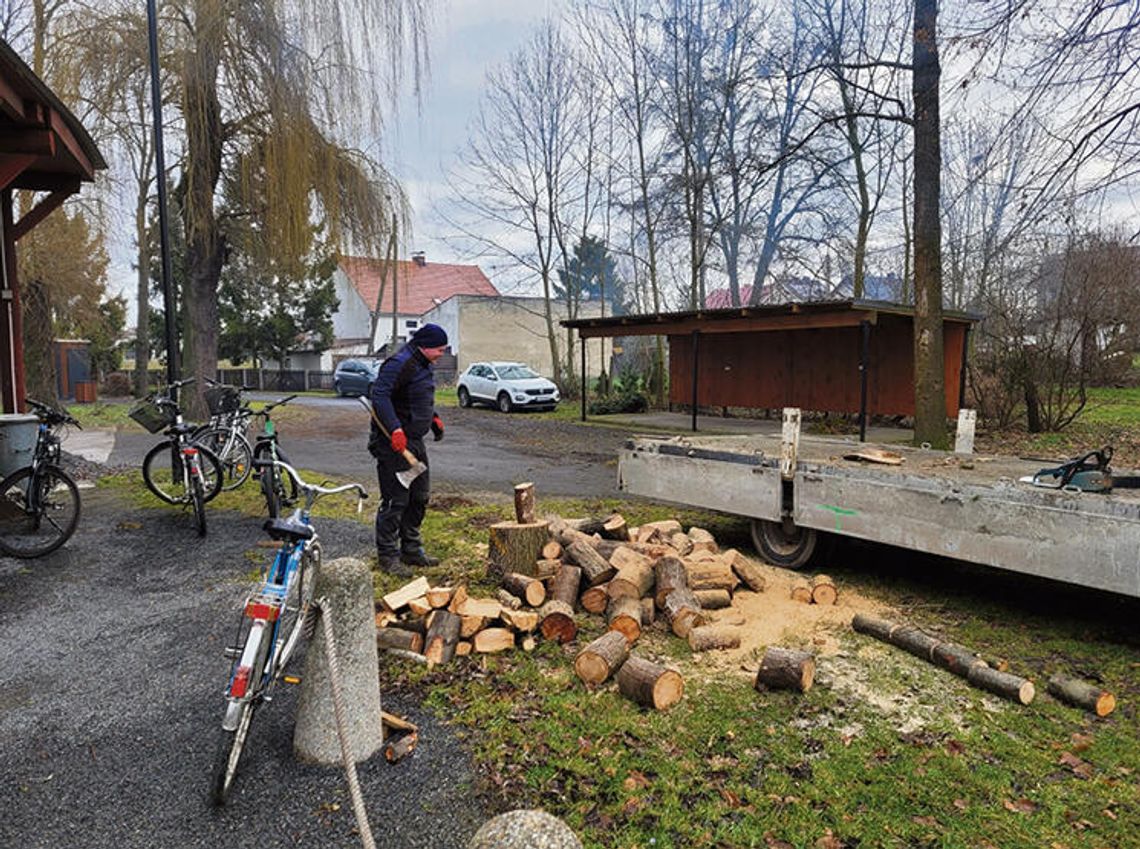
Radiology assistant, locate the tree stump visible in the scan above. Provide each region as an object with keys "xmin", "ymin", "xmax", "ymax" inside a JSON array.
[
  {"xmin": 513, "ymin": 482, "xmax": 536, "ymax": 523},
  {"xmin": 755, "ymin": 646, "xmax": 815, "ymax": 693},
  {"xmin": 489, "ymin": 520, "xmax": 550, "ymax": 578},
  {"xmin": 1047, "ymin": 675, "xmax": 1115, "ymax": 716},
  {"xmin": 606, "ymin": 595, "xmax": 642, "ymax": 643},
  {"xmin": 616, "ymin": 656, "xmax": 684, "ymax": 710},
  {"xmin": 810, "ymin": 574, "xmax": 837, "ymax": 605},
  {"xmin": 574, "ymin": 630, "xmax": 630, "ymax": 686}
]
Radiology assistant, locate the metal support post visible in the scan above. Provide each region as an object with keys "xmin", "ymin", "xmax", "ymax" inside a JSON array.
[
  {"xmin": 858, "ymin": 320, "xmax": 871, "ymax": 442},
  {"xmin": 690, "ymin": 330, "xmax": 700, "ymax": 432}
]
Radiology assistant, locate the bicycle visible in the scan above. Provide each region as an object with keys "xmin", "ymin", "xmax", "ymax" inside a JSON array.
[
  {"xmin": 250, "ymin": 394, "xmax": 299, "ymax": 518},
  {"xmin": 132, "ymin": 378, "xmax": 224, "ymax": 537},
  {"xmin": 0, "ymin": 398, "xmax": 82, "ymax": 558},
  {"xmin": 193, "ymin": 379, "xmax": 256, "ymax": 492},
  {"xmin": 211, "ymin": 458, "xmax": 367, "ymax": 805}
]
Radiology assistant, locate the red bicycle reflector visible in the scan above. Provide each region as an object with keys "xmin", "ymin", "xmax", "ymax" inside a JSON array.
[
  {"xmin": 245, "ymin": 601, "xmax": 280, "ymax": 621},
  {"xmin": 230, "ymin": 665, "xmax": 252, "ymax": 698},
  {"xmin": 182, "ymin": 447, "xmax": 199, "ymax": 456}
]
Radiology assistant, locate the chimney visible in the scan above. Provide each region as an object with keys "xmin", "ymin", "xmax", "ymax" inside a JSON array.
[{"xmin": 411, "ymin": 251, "xmax": 426, "ymax": 267}]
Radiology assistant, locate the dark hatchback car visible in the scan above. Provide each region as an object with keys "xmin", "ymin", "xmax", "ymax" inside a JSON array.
[{"xmin": 333, "ymin": 358, "xmax": 380, "ymax": 397}]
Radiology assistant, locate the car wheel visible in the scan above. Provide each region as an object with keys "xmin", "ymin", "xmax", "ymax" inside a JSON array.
[
  {"xmin": 457, "ymin": 386, "xmax": 471, "ymax": 408},
  {"xmin": 334, "ymin": 380, "xmax": 343, "ymax": 397},
  {"xmin": 497, "ymin": 392, "xmax": 513, "ymax": 414}
]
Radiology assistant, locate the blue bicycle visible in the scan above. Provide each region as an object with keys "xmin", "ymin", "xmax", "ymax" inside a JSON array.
[{"xmin": 211, "ymin": 458, "xmax": 367, "ymax": 805}]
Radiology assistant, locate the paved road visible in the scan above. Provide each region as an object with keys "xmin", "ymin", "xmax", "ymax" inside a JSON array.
[{"xmin": 0, "ymin": 487, "xmax": 488, "ymax": 849}]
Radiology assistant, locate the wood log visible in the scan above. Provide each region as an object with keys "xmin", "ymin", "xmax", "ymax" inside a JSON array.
[
  {"xmin": 931, "ymin": 641, "xmax": 988, "ymax": 676},
  {"xmin": 790, "ymin": 583, "xmax": 813, "ymax": 603},
  {"xmin": 496, "ymin": 588, "xmax": 522, "ymax": 610},
  {"xmin": 382, "ymin": 576, "xmax": 431, "ymax": 613},
  {"xmin": 609, "ymin": 545, "xmax": 654, "ymax": 573},
  {"xmin": 521, "ymin": 634, "xmax": 537, "ymax": 651},
  {"xmin": 566, "ymin": 540, "xmax": 615, "ymax": 586},
  {"xmin": 669, "ymin": 532, "xmax": 694, "ymax": 556},
  {"xmin": 376, "ymin": 627, "xmax": 424, "ymax": 654},
  {"xmin": 810, "ymin": 574, "xmax": 838, "ymax": 605},
  {"xmin": 602, "ymin": 513, "xmax": 630, "ymax": 541},
  {"xmin": 500, "ymin": 608, "xmax": 539, "ymax": 633},
  {"xmin": 608, "ymin": 562, "xmax": 655, "ymax": 601},
  {"xmin": 967, "ymin": 665, "xmax": 1035, "ymax": 705},
  {"xmin": 425, "ymin": 586, "xmax": 454, "ymax": 609},
  {"xmin": 474, "ymin": 627, "xmax": 516, "ymax": 654},
  {"xmin": 616, "ymin": 656, "xmax": 684, "ymax": 710},
  {"xmin": 458, "ymin": 598, "xmax": 503, "ymax": 620},
  {"xmin": 1047, "ymin": 675, "xmax": 1116, "ymax": 717},
  {"xmin": 687, "ymin": 548, "xmax": 720, "ymax": 563},
  {"xmin": 642, "ymin": 519, "xmax": 682, "ymax": 537},
  {"xmin": 513, "ymin": 482, "xmax": 537, "ymax": 524},
  {"xmin": 685, "ymin": 560, "xmax": 738, "ymax": 593},
  {"xmin": 688, "ymin": 624, "xmax": 741, "ymax": 652},
  {"xmin": 721, "ymin": 549, "xmax": 767, "ymax": 592},
  {"xmin": 447, "ymin": 584, "xmax": 468, "ymax": 614},
  {"xmin": 539, "ymin": 599, "xmax": 577, "ymax": 643},
  {"xmin": 502, "ymin": 572, "xmax": 547, "ymax": 607},
  {"xmin": 607, "ymin": 596, "xmax": 642, "ymax": 643},
  {"xmin": 851, "ymin": 613, "xmax": 896, "ymax": 642},
  {"xmin": 489, "ymin": 520, "xmax": 551, "ymax": 578},
  {"xmin": 459, "ymin": 615, "xmax": 486, "ymax": 639},
  {"xmin": 579, "ymin": 584, "xmax": 610, "ymax": 614},
  {"xmin": 663, "ymin": 586, "xmax": 705, "ymax": 638},
  {"xmin": 407, "ymin": 596, "xmax": 432, "ymax": 617},
  {"xmin": 687, "ymin": 526, "xmax": 718, "ymax": 553},
  {"xmin": 535, "ymin": 559, "xmax": 562, "ymax": 580},
  {"xmin": 891, "ymin": 626, "xmax": 944, "ymax": 662},
  {"xmin": 423, "ymin": 609, "xmax": 461, "ymax": 667},
  {"xmin": 454, "ymin": 640, "xmax": 472, "ymax": 657},
  {"xmin": 574, "ymin": 630, "xmax": 630, "ymax": 686},
  {"xmin": 565, "ymin": 516, "xmax": 609, "ymax": 535},
  {"xmin": 654, "ymin": 556, "xmax": 689, "ymax": 607},
  {"xmin": 388, "ymin": 616, "xmax": 426, "ymax": 636},
  {"xmin": 693, "ymin": 589, "xmax": 732, "ymax": 609},
  {"xmin": 755, "ymin": 647, "xmax": 815, "ymax": 693},
  {"xmin": 541, "ymin": 540, "xmax": 563, "ymax": 561},
  {"xmin": 383, "ymin": 732, "xmax": 418, "ymax": 763},
  {"xmin": 636, "ymin": 526, "xmax": 662, "ymax": 544},
  {"xmin": 639, "ymin": 597, "xmax": 656, "ymax": 626},
  {"xmin": 549, "ymin": 563, "xmax": 582, "ymax": 608}
]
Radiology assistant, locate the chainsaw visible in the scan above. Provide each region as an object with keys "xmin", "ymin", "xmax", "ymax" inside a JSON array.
[{"xmin": 1019, "ymin": 446, "xmax": 1140, "ymax": 493}]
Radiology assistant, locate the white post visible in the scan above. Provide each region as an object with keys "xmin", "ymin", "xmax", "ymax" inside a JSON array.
[
  {"xmin": 781, "ymin": 408, "xmax": 801, "ymax": 481},
  {"xmin": 954, "ymin": 408, "xmax": 977, "ymax": 455}
]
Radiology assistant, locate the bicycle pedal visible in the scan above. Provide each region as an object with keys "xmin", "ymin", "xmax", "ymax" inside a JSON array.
[
  {"xmin": 282, "ymin": 675, "xmax": 301, "ymax": 685},
  {"xmin": 223, "ymin": 647, "xmax": 242, "ymax": 659}
]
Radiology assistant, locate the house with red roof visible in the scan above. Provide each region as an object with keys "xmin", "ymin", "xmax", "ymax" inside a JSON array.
[{"xmin": 330, "ymin": 252, "xmax": 499, "ymax": 361}]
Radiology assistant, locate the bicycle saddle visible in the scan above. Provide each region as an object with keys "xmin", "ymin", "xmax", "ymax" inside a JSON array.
[{"xmin": 262, "ymin": 517, "xmax": 314, "ymax": 542}]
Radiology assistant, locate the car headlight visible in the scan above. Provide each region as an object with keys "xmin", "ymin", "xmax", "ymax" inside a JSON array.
[
  {"xmin": 552, "ymin": 391, "xmax": 560, "ymax": 401},
  {"xmin": 514, "ymin": 393, "xmax": 527, "ymax": 401}
]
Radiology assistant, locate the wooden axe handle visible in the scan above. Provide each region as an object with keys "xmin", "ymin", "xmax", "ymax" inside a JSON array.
[{"xmin": 360, "ymin": 397, "xmax": 422, "ymax": 467}]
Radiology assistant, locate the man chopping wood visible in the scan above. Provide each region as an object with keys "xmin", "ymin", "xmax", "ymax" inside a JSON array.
[{"xmin": 369, "ymin": 323, "xmax": 448, "ymax": 574}]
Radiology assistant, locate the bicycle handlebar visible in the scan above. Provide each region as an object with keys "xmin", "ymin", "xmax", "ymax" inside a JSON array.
[
  {"xmin": 253, "ymin": 457, "xmax": 368, "ymax": 501},
  {"xmin": 252, "ymin": 395, "xmax": 297, "ymax": 416},
  {"xmin": 25, "ymin": 397, "xmax": 81, "ymax": 429}
]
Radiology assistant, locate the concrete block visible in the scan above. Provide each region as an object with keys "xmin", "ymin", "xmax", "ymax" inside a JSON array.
[{"xmin": 467, "ymin": 809, "xmax": 582, "ymax": 849}]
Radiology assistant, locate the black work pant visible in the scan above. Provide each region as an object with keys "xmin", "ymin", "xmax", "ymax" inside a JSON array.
[{"xmin": 375, "ymin": 436, "xmax": 430, "ymax": 557}]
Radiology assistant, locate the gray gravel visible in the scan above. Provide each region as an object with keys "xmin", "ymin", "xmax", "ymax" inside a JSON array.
[{"xmin": 0, "ymin": 484, "xmax": 489, "ymax": 849}]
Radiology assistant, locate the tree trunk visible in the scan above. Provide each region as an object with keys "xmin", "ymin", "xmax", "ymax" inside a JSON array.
[
  {"xmin": 134, "ymin": 185, "xmax": 152, "ymax": 397},
  {"xmin": 912, "ymin": 0, "xmax": 947, "ymax": 449}
]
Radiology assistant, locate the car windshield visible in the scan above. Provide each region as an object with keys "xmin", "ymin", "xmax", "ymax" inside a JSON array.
[{"xmin": 497, "ymin": 365, "xmax": 539, "ymax": 380}]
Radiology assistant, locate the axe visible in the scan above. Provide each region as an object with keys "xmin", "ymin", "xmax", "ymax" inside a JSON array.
[{"xmin": 357, "ymin": 396, "xmax": 428, "ymax": 488}]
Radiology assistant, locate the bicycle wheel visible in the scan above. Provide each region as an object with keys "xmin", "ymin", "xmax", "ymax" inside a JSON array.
[
  {"xmin": 210, "ymin": 699, "xmax": 257, "ymax": 806},
  {"xmin": 195, "ymin": 427, "xmax": 252, "ymax": 492},
  {"xmin": 191, "ymin": 475, "xmax": 207, "ymax": 537},
  {"xmin": 142, "ymin": 441, "xmax": 224, "ymax": 504},
  {"xmin": 274, "ymin": 540, "xmax": 321, "ymax": 675},
  {"xmin": 0, "ymin": 465, "xmax": 81, "ymax": 558}
]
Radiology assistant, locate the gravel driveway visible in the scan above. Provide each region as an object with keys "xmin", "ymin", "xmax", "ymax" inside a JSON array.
[{"xmin": 0, "ymin": 485, "xmax": 489, "ymax": 849}]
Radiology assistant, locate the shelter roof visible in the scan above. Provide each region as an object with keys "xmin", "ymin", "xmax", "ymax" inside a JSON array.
[{"xmin": 339, "ymin": 255, "xmax": 499, "ymax": 316}]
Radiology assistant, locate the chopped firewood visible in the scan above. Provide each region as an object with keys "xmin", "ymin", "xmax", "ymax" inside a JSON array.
[
  {"xmin": 474, "ymin": 627, "xmax": 516, "ymax": 654},
  {"xmin": 579, "ymin": 584, "xmax": 610, "ymax": 614},
  {"xmin": 520, "ymin": 634, "xmax": 538, "ymax": 651},
  {"xmin": 541, "ymin": 540, "xmax": 563, "ymax": 561},
  {"xmin": 389, "ymin": 616, "xmax": 426, "ymax": 636},
  {"xmin": 688, "ymin": 624, "xmax": 741, "ymax": 652},
  {"xmin": 609, "ymin": 561, "xmax": 655, "ymax": 600},
  {"xmin": 382, "ymin": 576, "xmax": 430, "ymax": 613},
  {"xmin": 423, "ymin": 609, "xmax": 461, "ymax": 667},
  {"xmin": 535, "ymin": 559, "xmax": 562, "ymax": 580},
  {"xmin": 609, "ymin": 545, "xmax": 654, "ymax": 572},
  {"xmin": 654, "ymin": 556, "xmax": 689, "ymax": 608},
  {"xmin": 375, "ymin": 610, "xmax": 397, "ymax": 629},
  {"xmin": 687, "ymin": 526, "xmax": 718, "ymax": 553},
  {"xmin": 616, "ymin": 655, "xmax": 684, "ymax": 710},
  {"xmin": 722, "ymin": 549, "xmax": 767, "ymax": 592},
  {"xmin": 686, "ymin": 548, "xmax": 720, "ymax": 563},
  {"xmin": 381, "ymin": 710, "xmax": 418, "ymax": 734},
  {"xmin": 425, "ymin": 586, "xmax": 454, "ymax": 608},
  {"xmin": 539, "ymin": 599, "xmax": 577, "ymax": 643},
  {"xmin": 455, "ymin": 640, "xmax": 473, "ymax": 657},
  {"xmin": 642, "ymin": 519, "xmax": 682, "ymax": 537},
  {"xmin": 602, "ymin": 513, "xmax": 630, "ymax": 541},
  {"xmin": 457, "ymin": 597, "xmax": 503, "ymax": 620},
  {"xmin": 489, "ymin": 520, "xmax": 550, "ymax": 578},
  {"xmin": 565, "ymin": 517, "xmax": 609, "ymax": 535},
  {"xmin": 383, "ymin": 731, "xmax": 418, "ymax": 763},
  {"xmin": 635, "ymin": 525, "xmax": 662, "ymax": 544},
  {"xmin": 755, "ymin": 646, "xmax": 815, "ymax": 693},
  {"xmin": 669, "ymin": 532, "xmax": 694, "ymax": 556},
  {"xmin": 639, "ymin": 597, "xmax": 655, "ymax": 626},
  {"xmin": 663, "ymin": 586, "xmax": 705, "ymax": 639},
  {"xmin": 500, "ymin": 608, "xmax": 539, "ymax": 633},
  {"xmin": 407, "ymin": 596, "xmax": 432, "ymax": 617},
  {"xmin": 1047, "ymin": 675, "xmax": 1116, "ymax": 717},
  {"xmin": 790, "ymin": 583, "xmax": 813, "ymax": 603},
  {"xmin": 496, "ymin": 588, "xmax": 522, "ymax": 610},
  {"xmin": 607, "ymin": 595, "xmax": 642, "ymax": 643},
  {"xmin": 550, "ymin": 521, "xmax": 598, "ymax": 551},
  {"xmin": 574, "ymin": 630, "xmax": 630, "ymax": 686},
  {"xmin": 684, "ymin": 559, "xmax": 738, "ymax": 593},
  {"xmin": 376, "ymin": 627, "xmax": 423, "ymax": 654},
  {"xmin": 447, "ymin": 584, "xmax": 468, "ymax": 614},
  {"xmin": 566, "ymin": 540, "xmax": 615, "ymax": 586},
  {"xmin": 513, "ymin": 482, "xmax": 537, "ymax": 524},
  {"xmin": 810, "ymin": 574, "xmax": 837, "ymax": 605},
  {"xmin": 502, "ymin": 572, "xmax": 547, "ymax": 607},
  {"xmin": 459, "ymin": 615, "xmax": 487, "ymax": 639},
  {"xmin": 549, "ymin": 563, "xmax": 582, "ymax": 608},
  {"xmin": 693, "ymin": 588, "xmax": 732, "ymax": 609}
]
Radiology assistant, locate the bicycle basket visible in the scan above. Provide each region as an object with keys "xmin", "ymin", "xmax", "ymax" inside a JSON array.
[
  {"xmin": 205, "ymin": 385, "xmax": 241, "ymax": 416},
  {"xmin": 128, "ymin": 397, "xmax": 174, "ymax": 433}
]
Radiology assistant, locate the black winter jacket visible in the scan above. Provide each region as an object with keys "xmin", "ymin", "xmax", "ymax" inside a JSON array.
[{"xmin": 369, "ymin": 345, "xmax": 436, "ymax": 448}]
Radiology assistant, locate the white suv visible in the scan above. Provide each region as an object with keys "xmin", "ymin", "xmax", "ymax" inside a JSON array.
[{"xmin": 457, "ymin": 362, "xmax": 560, "ymax": 412}]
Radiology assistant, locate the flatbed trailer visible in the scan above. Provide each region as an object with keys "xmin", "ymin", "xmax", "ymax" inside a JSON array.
[{"xmin": 618, "ymin": 428, "xmax": 1140, "ymax": 599}]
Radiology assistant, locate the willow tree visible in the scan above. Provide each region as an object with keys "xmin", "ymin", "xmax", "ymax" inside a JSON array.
[{"xmin": 167, "ymin": 0, "xmax": 427, "ymax": 412}]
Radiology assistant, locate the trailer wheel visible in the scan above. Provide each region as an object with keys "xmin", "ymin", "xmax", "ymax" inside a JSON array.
[{"xmin": 751, "ymin": 518, "xmax": 817, "ymax": 569}]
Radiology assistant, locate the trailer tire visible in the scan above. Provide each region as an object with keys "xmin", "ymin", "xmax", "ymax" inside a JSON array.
[{"xmin": 751, "ymin": 519, "xmax": 817, "ymax": 569}]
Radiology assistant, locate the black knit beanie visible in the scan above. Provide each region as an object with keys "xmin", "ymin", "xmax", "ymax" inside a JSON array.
[{"xmin": 411, "ymin": 323, "xmax": 448, "ymax": 348}]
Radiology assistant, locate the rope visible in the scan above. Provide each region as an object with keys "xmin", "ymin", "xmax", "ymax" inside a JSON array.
[{"xmin": 313, "ymin": 597, "xmax": 376, "ymax": 849}]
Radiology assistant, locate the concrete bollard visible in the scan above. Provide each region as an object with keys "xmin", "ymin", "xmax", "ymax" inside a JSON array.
[
  {"xmin": 293, "ymin": 556, "xmax": 383, "ymax": 765},
  {"xmin": 467, "ymin": 809, "xmax": 583, "ymax": 849}
]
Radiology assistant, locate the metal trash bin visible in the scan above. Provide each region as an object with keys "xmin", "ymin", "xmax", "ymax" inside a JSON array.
[{"xmin": 0, "ymin": 413, "xmax": 38, "ymax": 478}]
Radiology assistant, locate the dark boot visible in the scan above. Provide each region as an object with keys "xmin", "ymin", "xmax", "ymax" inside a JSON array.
[
  {"xmin": 377, "ymin": 552, "xmax": 412, "ymax": 577},
  {"xmin": 400, "ymin": 549, "xmax": 440, "ymax": 568}
]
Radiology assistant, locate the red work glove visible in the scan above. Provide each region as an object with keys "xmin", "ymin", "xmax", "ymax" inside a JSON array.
[
  {"xmin": 431, "ymin": 413, "xmax": 444, "ymax": 442},
  {"xmin": 390, "ymin": 427, "xmax": 407, "ymax": 453}
]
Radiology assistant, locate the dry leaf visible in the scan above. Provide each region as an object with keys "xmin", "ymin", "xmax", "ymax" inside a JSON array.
[
  {"xmin": 1003, "ymin": 798, "xmax": 1038, "ymax": 814},
  {"xmin": 763, "ymin": 834, "xmax": 794, "ymax": 849},
  {"xmin": 912, "ymin": 815, "xmax": 939, "ymax": 827},
  {"xmin": 953, "ymin": 799, "xmax": 969, "ymax": 811},
  {"xmin": 720, "ymin": 787, "xmax": 743, "ymax": 807},
  {"xmin": 945, "ymin": 739, "xmax": 966, "ymax": 756},
  {"xmin": 815, "ymin": 830, "xmax": 844, "ymax": 849},
  {"xmin": 1069, "ymin": 733, "xmax": 1093, "ymax": 752},
  {"xmin": 1058, "ymin": 751, "xmax": 1094, "ymax": 779},
  {"xmin": 622, "ymin": 770, "xmax": 650, "ymax": 791}
]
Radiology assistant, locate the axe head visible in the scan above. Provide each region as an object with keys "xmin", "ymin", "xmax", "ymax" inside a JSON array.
[{"xmin": 396, "ymin": 460, "xmax": 427, "ymax": 489}]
